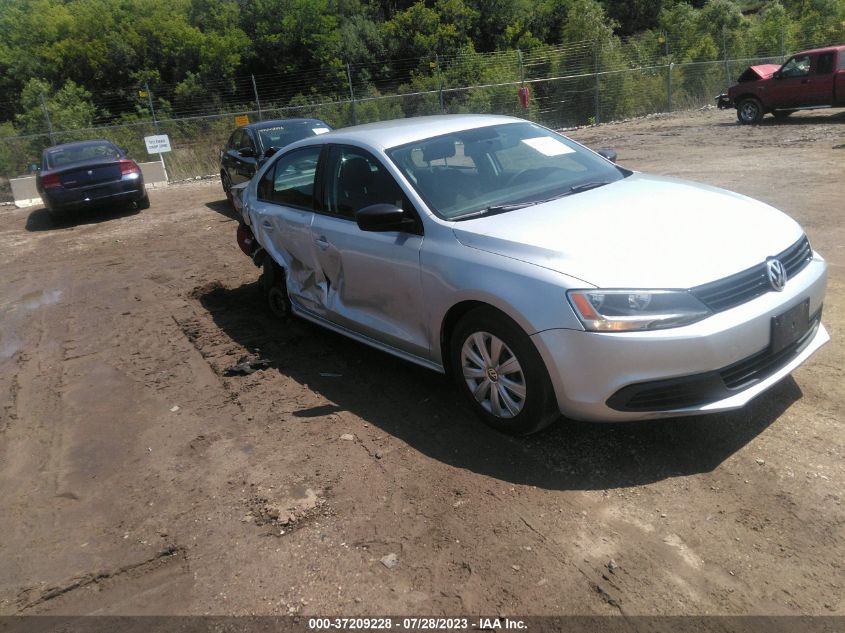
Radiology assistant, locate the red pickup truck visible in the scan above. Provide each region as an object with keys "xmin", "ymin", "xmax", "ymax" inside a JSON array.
[{"xmin": 717, "ymin": 44, "xmax": 845, "ymax": 123}]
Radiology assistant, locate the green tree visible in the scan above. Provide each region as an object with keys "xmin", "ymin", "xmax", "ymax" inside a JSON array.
[{"xmin": 15, "ymin": 78, "xmax": 97, "ymax": 135}]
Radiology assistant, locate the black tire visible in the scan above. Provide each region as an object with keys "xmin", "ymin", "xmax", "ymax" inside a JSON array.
[
  {"xmin": 773, "ymin": 110, "xmax": 795, "ymax": 119},
  {"xmin": 449, "ymin": 307, "xmax": 558, "ymax": 435},
  {"xmin": 221, "ymin": 171, "xmax": 234, "ymax": 207},
  {"xmin": 736, "ymin": 98, "xmax": 764, "ymax": 124},
  {"xmin": 261, "ymin": 260, "xmax": 290, "ymax": 319},
  {"xmin": 137, "ymin": 193, "xmax": 150, "ymax": 210}
]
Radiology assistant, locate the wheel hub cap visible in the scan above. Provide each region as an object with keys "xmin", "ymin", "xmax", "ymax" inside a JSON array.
[{"xmin": 461, "ymin": 331, "xmax": 527, "ymax": 419}]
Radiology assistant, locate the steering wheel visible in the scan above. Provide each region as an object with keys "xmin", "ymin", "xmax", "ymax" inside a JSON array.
[{"xmin": 505, "ymin": 166, "xmax": 566, "ymax": 188}]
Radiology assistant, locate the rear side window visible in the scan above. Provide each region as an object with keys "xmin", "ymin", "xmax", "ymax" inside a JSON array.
[
  {"xmin": 257, "ymin": 146, "xmax": 322, "ymax": 208},
  {"xmin": 816, "ymin": 52, "xmax": 834, "ymax": 75}
]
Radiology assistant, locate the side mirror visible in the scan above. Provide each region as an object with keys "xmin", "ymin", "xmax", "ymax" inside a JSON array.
[
  {"xmin": 597, "ymin": 148, "xmax": 618, "ymax": 163},
  {"xmin": 356, "ymin": 203, "xmax": 416, "ymax": 233},
  {"xmin": 773, "ymin": 70, "xmax": 782, "ymax": 80},
  {"xmin": 238, "ymin": 147, "xmax": 256, "ymax": 158},
  {"xmin": 258, "ymin": 147, "xmax": 277, "ymax": 167}
]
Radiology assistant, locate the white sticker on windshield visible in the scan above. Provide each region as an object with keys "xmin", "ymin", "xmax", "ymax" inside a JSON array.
[
  {"xmin": 312, "ymin": 127, "xmax": 331, "ymax": 135},
  {"xmin": 521, "ymin": 136, "xmax": 575, "ymax": 156}
]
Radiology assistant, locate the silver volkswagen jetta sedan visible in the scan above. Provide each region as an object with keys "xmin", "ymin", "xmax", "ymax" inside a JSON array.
[{"xmin": 238, "ymin": 114, "xmax": 828, "ymax": 435}]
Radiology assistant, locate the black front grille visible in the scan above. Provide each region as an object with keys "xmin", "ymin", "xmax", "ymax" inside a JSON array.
[
  {"xmin": 691, "ymin": 236, "xmax": 813, "ymax": 313},
  {"xmin": 607, "ymin": 309, "xmax": 821, "ymax": 412}
]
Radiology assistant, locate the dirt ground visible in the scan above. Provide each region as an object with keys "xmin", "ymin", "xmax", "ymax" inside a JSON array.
[{"xmin": 0, "ymin": 108, "xmax": 843, "ymax": 618}]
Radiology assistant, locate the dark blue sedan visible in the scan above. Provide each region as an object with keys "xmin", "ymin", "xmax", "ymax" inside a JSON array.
[{"xmin": 36, "ymin": 140, "xmax": 149, "ymax": 220}]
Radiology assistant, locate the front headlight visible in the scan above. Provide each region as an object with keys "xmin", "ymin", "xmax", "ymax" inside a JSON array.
[{"xmin": 567, "ymin": 289, "xmax": 711, "ymax": 332}]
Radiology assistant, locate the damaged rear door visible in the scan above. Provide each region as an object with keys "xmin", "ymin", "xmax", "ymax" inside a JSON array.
[
  {"xmin": 251, "ymin": 145, "xmax": 326, "ymax": 314},
  {"xmin": 307, "ymin": 144, "xmax": 428, "ymax": 358}
]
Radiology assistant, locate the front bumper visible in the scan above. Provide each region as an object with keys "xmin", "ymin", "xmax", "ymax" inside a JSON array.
[
  {"xmin": 532, "ymin": 256, "xmax": 828, "ymax": 422},
  {"xmin": 716, "ymin": 94, "xmax": 733, "ymax": 109}
]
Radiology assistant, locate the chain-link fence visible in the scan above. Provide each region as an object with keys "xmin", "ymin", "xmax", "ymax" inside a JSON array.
[{"xmin": 0, "ymin": 32, "xmax": 822, "ymax": 202}]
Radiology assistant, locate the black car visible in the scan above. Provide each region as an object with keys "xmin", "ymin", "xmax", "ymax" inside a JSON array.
[
  {"xmin": 219, "ymin": 118, "xmax": 331, "ymax": 203},
  {"xmin": 36, "ymin": 139, "xmax": 149, "ymax": 220}
]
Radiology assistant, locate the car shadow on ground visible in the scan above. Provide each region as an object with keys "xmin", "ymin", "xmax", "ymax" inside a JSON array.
[
  {"xmin": 198, "ymin": 281, "xmax": 801, "ymax": 492},
  {"xmin": 205, "ymin": 199, "xmax": 239, "ymax": 221},
  {"xmin": 716, "ymin": 110, "xmax": 845, "ymax": 127},
  {"xmin": 25, "ymin": 204, "xmax": 140, "ymax": 232}
]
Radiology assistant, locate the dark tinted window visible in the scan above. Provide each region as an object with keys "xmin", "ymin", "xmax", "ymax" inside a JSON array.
[
  {"xmin": 257, "ymin": 146, "xmax": 322, "ymax": 208},
  {"xmin": 816, "ymin": 52, "xmax": 834, "ymax": 75},
  {"xmin": 325, "ymin": 146, "xmax": 405, "ymax": 219},
  {"xmin": 45, "ymin": 142, "xmax": 121, "ymax": 169}
]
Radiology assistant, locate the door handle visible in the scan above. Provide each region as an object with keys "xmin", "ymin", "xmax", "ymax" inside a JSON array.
[
  {"xmin": 315, "ymin": 236, "xmax": 330, "ymax": 250},
  {"xmin": 262, "ymin": 220, "xmax": 274, "ymax": 232},
  {"xmin": 801, "ymin": 79, "xmax": 810, "ymax": 84}
]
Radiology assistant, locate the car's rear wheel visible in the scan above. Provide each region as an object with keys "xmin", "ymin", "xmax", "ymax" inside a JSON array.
[
  {"xmin": 737, "ymin": 98, "xmax": 764, "ymax": 124},
  {"xmin": 450, "ymin": 307, "xmax": 558, "ymax": 435},
  {"xmin": 261, "ymin": 259, "xmax": 290, "ymax": 319}
]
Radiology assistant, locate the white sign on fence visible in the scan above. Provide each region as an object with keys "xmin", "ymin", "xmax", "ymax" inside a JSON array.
[{"xmin": 144, "ymin": 134, "xmax": 172, "ymax": 154}]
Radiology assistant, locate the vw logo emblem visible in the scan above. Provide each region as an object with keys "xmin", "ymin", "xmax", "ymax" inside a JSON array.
[
  {"xmin": 766, "ymin": 258, "xmax": 787, "ymax": 291},
  {"xmin": 87, "ymin": 170, "xmax": 93, "ymax": 175}
]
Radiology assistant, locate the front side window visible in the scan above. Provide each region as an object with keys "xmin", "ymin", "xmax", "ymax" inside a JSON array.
[
  {"xmin": 781, "ymin": 55, "xmax": 811, "ymax": 78},
  {"xmin": 325, "ymin": 146, "xmax": 406, "ymax": 219},
  {"xmin": 386, "ymin": 122, "xmax": 625, "ymax": 220},
  {"xmin": 257, "ymin": 145, "xmax": 322, "ymax": 208}
]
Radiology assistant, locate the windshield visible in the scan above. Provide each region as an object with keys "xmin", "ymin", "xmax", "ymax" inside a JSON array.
[
  {"xmin": 386, "ymin": 122, "xmax": 626, "ymax": 220},
  {"xmin": 256, "ymin": 122, "xmax": 330, "ymax": 153},
  {"xmin": 45, "ymin": 142, "xmax": 121, "ymax": 169}
]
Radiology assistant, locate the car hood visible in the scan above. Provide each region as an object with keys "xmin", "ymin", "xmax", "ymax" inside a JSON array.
[
  {"xmin": 738, "ymin": 63, "xmax": 782, "ymax": 82},
  {"xmin": 451, "ymin": 173, "xmax": 804, "ymax": 288}
]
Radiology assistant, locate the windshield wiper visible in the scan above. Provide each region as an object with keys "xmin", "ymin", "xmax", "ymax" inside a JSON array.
[
  {"xmin": 452, "ymin": 201, "xmax": 538, "ymax": 221},
  {"xmin": 564, "ymin": 180, "xmax": 612, "ymax": 195},
  {"xmin": 452, "ymin": 181, "xmax": 614, "ymax": 221}
]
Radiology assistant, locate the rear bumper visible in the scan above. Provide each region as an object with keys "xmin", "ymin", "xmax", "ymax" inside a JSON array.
[
  {"xmin": 43, "ymin": 177, "xmax": 145, "ymax": 211},
  {"xmin": 716, "ymin": 94, "xmax": 733, "ymax": 109}
]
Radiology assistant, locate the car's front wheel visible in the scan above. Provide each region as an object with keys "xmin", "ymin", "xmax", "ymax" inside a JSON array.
[
  {"xmin": 450, "ymin": 307, "xmax": 558, "ymax": 435},
  {"xmin": 221, "ymin": 171, "xmax": 233, "ymax": 207},
  {"xmin": 737, "ymin": 98, "xmax": 764, "ymax": 124}
]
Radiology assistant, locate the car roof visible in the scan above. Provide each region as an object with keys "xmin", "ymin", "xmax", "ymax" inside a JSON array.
[
  {"xmin": 244, "ymin": 118, "xmax": 328, "ymax": 131},
  {"xmin": 794, "ymin": 44, "xmax": 845, "ymax": 56},
  {"xmin": 310, "ymin": 114, "xmax": 526, "ymax": 152},
  {"xmin": 43, "ymin": 139, "xmax": 116, "ymax": 155}
]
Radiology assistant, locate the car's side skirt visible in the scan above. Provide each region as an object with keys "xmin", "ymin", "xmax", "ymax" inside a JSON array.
[{"xmin": 291, "ymin": 304, "xmax": 446, "ymax": 374}]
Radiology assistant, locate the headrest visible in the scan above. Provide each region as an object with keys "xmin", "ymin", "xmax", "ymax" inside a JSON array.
[
  {"xmin": 422, "ymin": 138, "xmax": 456, "ymax": 162},
  {"xmin": 340, "ymin": 157, "xmax": 372, "ymax": 184}
]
